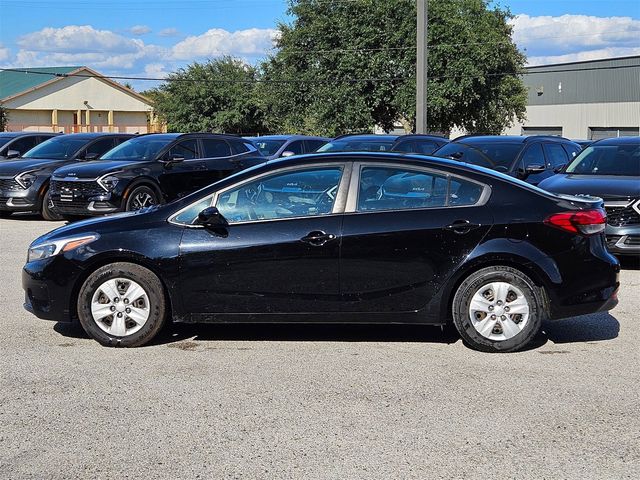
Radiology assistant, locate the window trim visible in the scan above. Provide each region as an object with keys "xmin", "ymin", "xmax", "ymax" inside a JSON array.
[
  {"xmin": 344, "ymin": 162, "xmax": 491, "ymax": 214},
  {"xmin": 168, "ymin": 161, "xmax": 353, "ymax": 228}
]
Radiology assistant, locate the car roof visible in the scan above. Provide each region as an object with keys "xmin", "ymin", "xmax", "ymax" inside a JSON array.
[
  {"xmin": 453, "ymin": 135, "xmax": 578, "ymax": 145},
  {"xmin": 332, "ymin": 134, "xmax": 399, "ymax": 141},
  {"xmin": 53, "ymin": 133, "xmax": 135, "ymax": 140},
  {"xmin": 0, "ymin": 131, "xmax": 58, "ymax": 138},
  {"xmin": 245, "ymin": 135, "xmax": 330, "ymax": 141},
  {"xmin": 591, "ymin": 136, "xmax": 640, "ymax": 146},
  {"xmin": 394, "ymin": 134, "xmax": 449, "ymax": 142},
  {"xmin": 136, "ymin": 132, "xmax": 246, "ymax": 141}
]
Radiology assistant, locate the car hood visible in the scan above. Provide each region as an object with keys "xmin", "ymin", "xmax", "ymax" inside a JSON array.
[
  {"xmin": 31, "ymin": 205, "xmax": 164, "ymax": 245},
  {"xmin": 52, "ymin": 160, "xmax": 151, "ymax": 179},
  {"xmin": 539, "ymin": 174, "xmax": 640, "ymax": 200},
  {"xmin": 0, "ymin": 158, "xmax": 72, "ymax": 177}
]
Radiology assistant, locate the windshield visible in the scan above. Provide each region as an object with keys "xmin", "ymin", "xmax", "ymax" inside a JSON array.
[
  {"xmin": 252, "ymin": 139, "xmax": 286, "ymax": 156},
  {"xmin": 317, "ymin": 139, "xmax": 395, "ymax": 153},
  {"xmin": 101, "ymin": 136, "xmax": 175, "ymax": 161},
  {"xmin": 435, "ymin": 142, "xmax": 521, "ymax": 170},
  {"xmin": 22, "ymin": 136, "xmax": 88, "ymax": 159},
  {"xmin": 565, "ymin": 144, "xmax": 640, "ymax": 176}
]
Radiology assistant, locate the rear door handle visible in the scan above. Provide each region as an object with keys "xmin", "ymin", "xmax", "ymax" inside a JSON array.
[
  {"xmin": 444, "ymin": 220, "xmax": 481, "ymax": 234},
  {"xmin": 301, "ymin": 230, "xmax": 336, "ymax": 246}
]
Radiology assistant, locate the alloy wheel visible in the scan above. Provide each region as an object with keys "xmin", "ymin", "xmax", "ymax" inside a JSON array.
[
  {"xmin": 90, "ymin": 278, "xmax": 150, "ymax": 337},
  {"xmin": 130, "ymin": 191, "xmax": 156, "ymax": 210},
  {"xmin": 468, "ymin": 281, "xmax": 530, "ymax": 341}
]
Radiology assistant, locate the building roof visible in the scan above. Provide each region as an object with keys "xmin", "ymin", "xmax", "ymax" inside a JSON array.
[{"xmin": 0, "ymin": 67, "xmax": 81, "ymax": 100}]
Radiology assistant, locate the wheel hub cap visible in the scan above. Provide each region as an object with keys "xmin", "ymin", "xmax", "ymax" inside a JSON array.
[
  {"xmin": 468, "ymin": 281, "xmax": 530, "ymax": 341},
  {"xmin": 90, "ymin": 278, "xmax": 150, "ymax": 337}
]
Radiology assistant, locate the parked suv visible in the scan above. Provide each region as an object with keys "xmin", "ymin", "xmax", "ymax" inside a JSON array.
[
  {"xmin": 539, "ymin": 136, "xmax": 640, "ymax": 256},
  {"xmin": 316, "ymin": 134, "xmax": 400, "ymax": 152},
  {"xmin": 0, "ymin": 132, "xmax": 59, "ymax": 160},
  {"xmin": 390, "ymin": 134, "xmax": 449, "ymax": 154},
  {"xmin": 245, "ymin": 135, "xmax": 330, "ymax": 160},
  {"xmin": 49, "ymin": 133, "xmax": 264, "ymax": 216},
  {"xmin": 434, "ymin": 135, "xmax": 582, "ymax": 185},
  {"xmin": 0, "ymin": 133, "xmax": 133, "ymax": 220}
]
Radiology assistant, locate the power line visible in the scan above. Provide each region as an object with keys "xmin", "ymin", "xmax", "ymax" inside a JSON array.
[{"xmin": 1, "ymin": 64, "xmax": 637, "ymax": 85}]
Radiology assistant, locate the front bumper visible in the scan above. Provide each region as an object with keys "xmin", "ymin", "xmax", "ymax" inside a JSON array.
[
  {"xmin": 49, "ymin": 180, "xmax": 123, "ymax": 216},
  {"xmin": 0, "ymin": 186, "xmax": 41, "ymax": 212},
  {"xmin": 605, "ymin": 225, "xmax": 640, "ymax": 255}
]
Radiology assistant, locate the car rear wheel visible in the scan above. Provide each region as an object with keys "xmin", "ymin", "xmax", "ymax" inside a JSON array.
[
  {"xmin": 125, "ymin": 185, "xmax": 159, "ymax": 212},
  {"xmin": 452, "ymin": 266, "xmax": 545, "ymax": 353},
  {"xmin": 77, "ymin": 262, "xmax": 167, "ymax": 347},
  {"xmin": 41, "ymin": 188, "xmax": 63, "ymax": 221}
]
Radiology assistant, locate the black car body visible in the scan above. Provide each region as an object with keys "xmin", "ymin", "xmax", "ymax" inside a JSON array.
[
  {"xmin": 434, "ymin": 135, "xmax": 582, "ymax": 185},
  {"xmin": 49, "ymin": 133, "xmax": 264, "ymax": 216},
  {"xmin": 0, "ymin": 132, "xmax": 59, "ymax": 160},
  {"xmin": 0, "ymin": 133, "xmax": 133, "ymax": 219},
  {"xmin": 244, "ymin": 135, "xmax": 330, "ymax": 160},
  {"xmin": 24, "ymin": 152, "xmax": 619, "ymax": 352},
  {"xmin": 539, "ymin": 137, "xmax": 640, "ymax": 256}
]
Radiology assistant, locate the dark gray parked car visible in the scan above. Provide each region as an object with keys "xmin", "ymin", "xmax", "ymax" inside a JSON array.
[
  {"xmin": 0, "ymin": 132, "xmax": 59, "ymax": 160},
  {"xmin": 539, "ymin": 136, "xmax": 640, "ymax": 256},
  {"xmin": 245, "ymin": 135, "xmax": 330, "ymax": 160}
]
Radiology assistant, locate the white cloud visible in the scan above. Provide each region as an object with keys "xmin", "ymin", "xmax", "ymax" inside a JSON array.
[
  {"xmin": 527, "ymin": 46, "xmax": 640, "ymax": 66},
  {"xmin": 511, "ymin": 14, "xmax": 640, "ymax": 61},
  {"xmin": 158, "ymin": 28, "xmax": 180, "ymax": 38},
  {"xmin": 129, "ymin": 25, "xmax": 152, "ymax": 36},
  {"xmin": 18, "ymin": 25, "xmax": 143, "ymax": 54},
  {"xmin": 171, "ymin": 28, "xmax": 278, "ymax": 60}
]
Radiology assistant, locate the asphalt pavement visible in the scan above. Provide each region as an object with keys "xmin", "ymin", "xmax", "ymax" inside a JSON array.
[{"xmin": 1, "ymin": 216, "xmax": 638, "ymax": 479}]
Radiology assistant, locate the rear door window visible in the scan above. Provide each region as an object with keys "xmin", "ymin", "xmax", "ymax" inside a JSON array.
[
  {"xmin": 201, "ymin": 139, "xmax": 231, "ymax": 158},
  {"xmin": 357, "ymin": 166, "xmax": 484, "ymax": 212},
  {"xmin": 543, "ymin": 143, "xmax": 569, "ymax": 168},
  {"xmin": 83, "ymin": 138, "xmax": 116, "ymax": 158}
]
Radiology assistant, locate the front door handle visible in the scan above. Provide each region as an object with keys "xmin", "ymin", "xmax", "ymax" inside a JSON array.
[
  {"xmin": 301, "ymin": 230, "xmax": 336, "ymax": 246},
  {"xmin": 444, "ymin": 220, "xmax": 481, "ymax": 234}
]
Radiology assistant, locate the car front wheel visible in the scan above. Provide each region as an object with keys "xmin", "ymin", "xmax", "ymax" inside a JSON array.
[
  {"xmin": 452, "ymin": 266, "xmax": 546, "ymax": 353},
  {"xmin": 125, "ymin": 185, "xmax": 159, "ymax": 212},
  {"xmin": 41, "ymin": 188, "xmax": 63, "ymax": 221},
  {"xmin": 77, "ymin": 262, "xmax": 167, "ymax": 347}
]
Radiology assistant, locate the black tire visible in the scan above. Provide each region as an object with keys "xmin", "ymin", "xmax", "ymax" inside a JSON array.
[
  {"xmin": 77, "ymin": 262, "xmax": 167, "ymax": 347},
  {"xmin": 125, "ymin": 185, "xmax": 159, "ymax": 212},
  {"xmin": 452, "ymin": 266, "xmax": 546, "ymax": 353},
  {"xmin": 41, "ymin": 188, "xmax": 63, "ymax": 221}
]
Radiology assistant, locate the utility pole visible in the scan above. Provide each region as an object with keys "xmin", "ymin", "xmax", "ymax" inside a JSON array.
[{"xmin": 416, "ymin": 0, "xmax": 428, "ymax": 133}]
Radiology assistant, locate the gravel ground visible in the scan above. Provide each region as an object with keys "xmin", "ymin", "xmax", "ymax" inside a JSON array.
[{"xmin": 1, "ymin": 216, "xmax": 639, "ymax": 479}]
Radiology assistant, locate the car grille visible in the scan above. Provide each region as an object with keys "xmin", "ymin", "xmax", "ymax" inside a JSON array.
[
  {"xmin": 0, "ymin": 178, "xmax": 22, "ymax": 191},
  {"xmin": 605, "ymin": 202, "xmax": 640, "ymax": 227},
  {"xmin": 50, "ymin": 180, "xmax": 104, "ymax": 197}
]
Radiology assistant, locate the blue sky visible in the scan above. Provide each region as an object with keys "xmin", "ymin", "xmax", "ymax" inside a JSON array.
[{"xmin": 1, "ymin": 0, "xmax": 639, "ymax": 89}]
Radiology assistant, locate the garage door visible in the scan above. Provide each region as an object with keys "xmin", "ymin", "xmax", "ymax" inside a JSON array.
[
  {"xmin": 589, "ymin": 127, "xmax": 640, "ymax": 140},
  {"xmin": 522, "ymin": 127, "xmax": 563, "ymax": 136}
]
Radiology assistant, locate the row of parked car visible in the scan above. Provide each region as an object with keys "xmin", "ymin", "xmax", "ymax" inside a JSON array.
[{"xmin": 1, "ymin": 130, "xmax": 638, "ymax": 255}]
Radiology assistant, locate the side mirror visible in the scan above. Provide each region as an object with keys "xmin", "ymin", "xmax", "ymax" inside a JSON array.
[
  {"xmin": 196, "ymin": 206, "xmax": 228, "ymax": 228},
  {"xmin": 83, "ymin": 152, "xmax": 99, "ymax": 161},
  {"xmin": 280, "ymin": 151, "xmax": 295, "ymax": 158},
  {"xmin": 6, "ymin": 150, "xmax": 20, "ymax": 159}
]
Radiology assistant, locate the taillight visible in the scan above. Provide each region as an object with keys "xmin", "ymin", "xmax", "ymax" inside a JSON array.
[{"xmin": 544, "ymin": 208, "xmax": 606, "ymax": 235}]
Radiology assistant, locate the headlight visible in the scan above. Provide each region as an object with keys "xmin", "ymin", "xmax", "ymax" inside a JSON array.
[
  {"xmin": 97, "ymin": 173, "xmax": 120, "ymax": 192},
  {"xmin": 15, "ymin": 171, "xmax": 37, "ymax": 189},
  {"xmin": 27, "ymin": 234, "xmax": 98, "ymax": 262}
]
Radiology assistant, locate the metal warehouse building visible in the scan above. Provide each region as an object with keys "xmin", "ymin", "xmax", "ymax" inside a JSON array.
[{"xmin": 505, "ymin": 55, "xmax": 640, "ymax": 140}]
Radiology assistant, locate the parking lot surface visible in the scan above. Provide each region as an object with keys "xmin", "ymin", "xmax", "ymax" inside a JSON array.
[{"xmin": 1, "ymin": 216, "xmax": 639, "ymax": 479}]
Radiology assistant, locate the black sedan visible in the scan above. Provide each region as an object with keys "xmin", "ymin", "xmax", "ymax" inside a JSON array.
[
  {"xmin": 539, "ymin": 136, "xmax": 640, "ymax": 256},
  {"xmin": 49, "ymin": 133, "xmax": 264, "ymax": 217},
  {"xmin": 0, "ymin": 133, "xmax": 133, "ymax": 220},
  {"xmin": 23, "ymin": 153, "xmax": 619, "ymax": 352}
]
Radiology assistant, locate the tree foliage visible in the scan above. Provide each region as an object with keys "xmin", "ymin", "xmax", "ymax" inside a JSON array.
[
  {"xmin": 150, "ymin": 57, "xmax": 267, "ymax": 134},
  {"xmin": 260, "ymin": 0, "xmax": 527, "ymax": 135},
  {"xmin": 0, "ymin": 103, "xmax": 8, "ymax": 132}
]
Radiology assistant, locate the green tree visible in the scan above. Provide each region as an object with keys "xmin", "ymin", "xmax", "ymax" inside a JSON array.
[
  {"xmin": 0, "ymin": 103, "xmax": 8, "ymax": 132},
  {"xmin": 261, "ymin": 0, "xmax": 527, "ymax": 136},
  {"xmin": 152, "ymin": 56, "xmax": 267, "ymax": 134}
]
